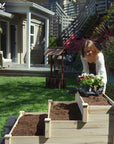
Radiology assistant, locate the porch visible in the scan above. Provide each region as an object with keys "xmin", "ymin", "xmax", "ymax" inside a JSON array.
[{"xmin": 0, "ymin": 63, "xmax": 77, "ymax": 77}]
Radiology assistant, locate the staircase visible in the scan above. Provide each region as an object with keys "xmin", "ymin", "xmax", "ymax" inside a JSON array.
[
  {"xmin": 42, "ymin": 0, "xmax": 108, "ymax": 40},
  {"xmin": 41, "ymin": 2, "xmax": 74, "ymax": 37},
  {"xmin": 61, "ymin": 0, "xmax": 108, "ymax": 40}
]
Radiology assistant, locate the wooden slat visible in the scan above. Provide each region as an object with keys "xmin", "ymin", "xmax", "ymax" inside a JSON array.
[
  {"xmin": 11, "ymin": 135, "xmax": 112, "ymax": 144},
  {"xmin": 48, "ymin": 100, "xmax": 52, "ymax": 118},
  {"xmin": 51, "ymin": 120, "xmax": 108, "ymax": 129},
  {"xmin": 51, "ymin": 128, "xmax": 109, "ymax": 137},
  {"xmin": 89, "ymin": 106, "xmax": 113, "ymax": 114},
  {"xmin": 10, "ymin": 111, "xmax": 25, "ymax": 135}
]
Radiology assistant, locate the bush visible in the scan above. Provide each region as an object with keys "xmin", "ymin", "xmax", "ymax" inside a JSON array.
[{"xmin": 103, "ymin": 37, "xmax": 114, "ymax": 69}]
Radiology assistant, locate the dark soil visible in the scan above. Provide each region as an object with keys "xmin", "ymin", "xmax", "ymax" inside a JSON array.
[
  {"xmin": 50, "ymin": 103, "xmax": 82, "ymax": 120},
  {"xmin": 82, "ymin": 94, "xmax": 111, "ymax": 105},
  {"xmin": 12, "ymin": 114, "xmax": 47, "ymax": 136}
]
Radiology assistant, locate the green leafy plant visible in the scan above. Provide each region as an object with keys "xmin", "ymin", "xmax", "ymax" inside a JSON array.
[
  {"xmin": 103, "ymin": 36, "xmax": 114, "ymax": 69},
  {"xmin": 49, "ymin": 37, "xmax": 62, "ymax": 47},
  {"xmin": 49, "ymin": 36, "xmax": 58, "ymax": 47},
  {"xmin": 77, "ymin": 74, "xmax": 104, "ymax": 89}
]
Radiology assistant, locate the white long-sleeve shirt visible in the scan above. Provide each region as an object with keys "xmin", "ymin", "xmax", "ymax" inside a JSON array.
[{"xmin": 81, "ymin": 52, "xmax": 107, "ymax": 93}]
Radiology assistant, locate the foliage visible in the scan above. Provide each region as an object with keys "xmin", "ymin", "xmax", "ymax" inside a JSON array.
[
  {"xmin": 63, "ymin": 34, "xmax": 83, "ymax": 52},
  {"xmin": 77, "ymin": 74, "xmax": 104, "ymax": 89},
  {"xmin": 90, "ymin": 3, "xmax": 114, "ymax": 43},
  {"xmin": 49, "ymin": 37, "xmax": 58, "ymax": 47},
  {"xmin": 106, "ymin": 83, "xmax": 114, "ymax": 100},
  {"xmin": 103, "ymin": 37, "xmax": 114, "ymax": 69},
  {"xmin": 49, "ymin": 36, "xmax": 63, "ymax": 47}
]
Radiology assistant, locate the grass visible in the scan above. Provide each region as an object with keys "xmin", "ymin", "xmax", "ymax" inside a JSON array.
[
  {"xmin": 0, "ymin": 76, "xmax": 77, "ymax": 137},
  {"xmin": 0, "ymin": 76, "xmax": 113, "ymax": 138}
]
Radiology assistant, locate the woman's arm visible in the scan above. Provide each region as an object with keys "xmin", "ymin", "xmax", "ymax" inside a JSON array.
[
  {"xmin": 80, "ymin": 55, "xmax": 89, "ymax": 74},
  {"xmin": 96, "ymin": 52, "xmax": 107, "ymax": 93}
]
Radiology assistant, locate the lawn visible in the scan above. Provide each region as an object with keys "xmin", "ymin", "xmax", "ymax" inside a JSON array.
[
  {"xmin": 0, "ymin": 76, "xmax": 77, "ymax": 137},
  {"xmin": 0, "ymin": 76, "xmax": 113, "ymax": 138}
]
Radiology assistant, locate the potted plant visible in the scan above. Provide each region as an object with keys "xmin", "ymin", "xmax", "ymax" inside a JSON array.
[{"xmin": 77, "ymin": 73, "xmax": 104, "ymax": 96}]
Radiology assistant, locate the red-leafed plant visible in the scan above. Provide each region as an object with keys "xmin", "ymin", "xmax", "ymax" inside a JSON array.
[{"xmin": 63, "ymin": 34, "xmax": 84, "ymax": 52}]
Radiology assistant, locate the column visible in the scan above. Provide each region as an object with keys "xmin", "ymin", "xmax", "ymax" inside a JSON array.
[
  {"xmin": 26, "ymin": 9, "xmax": 31, "ymax": 68},
  {"xmin": 44, "ymin": 18, "xmax": 49, "ymax": 65}
]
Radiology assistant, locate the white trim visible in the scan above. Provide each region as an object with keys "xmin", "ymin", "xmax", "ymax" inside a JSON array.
[
  {"xmin": 45, "ymin": 18, "xmax": 49, "ymax": 65},
  {"xmin": 6, "ymin": 2, "xmax": 55, "ymax": 16},
  {"xmin": 0, "ymin": 10, "xmax": 13, "ymax": 18},
  {"xmin": 6, "ymin": 21, "xmax": 10, "ymax": 59},
  {"xmin": 26, "ymin": 9, "xmax": 31, "ymax": 69},
  {"xmin": 15, "ymin": 25, "xmax": 18, "ymax": 63},
  {"xmin": 31, "ymin": 19, "xmax": 44, "ymax": 25},
  {"xmin": 31, "ymin": 10, "xmax": 49, "ymax": 20}
]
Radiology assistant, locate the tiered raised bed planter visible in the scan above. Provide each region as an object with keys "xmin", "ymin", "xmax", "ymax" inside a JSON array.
[{"xmin": 5, "ymin": 93, "xmax": 114, "ymax": 144}]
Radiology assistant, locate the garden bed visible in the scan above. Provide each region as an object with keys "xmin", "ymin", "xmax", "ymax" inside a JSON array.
[
  {"xmin": 5, "ymin": 93, "xmax": 114, "ymax": 144},
  {"xmin": 81, "ymin": 94, "xmax": 111, "ymax": 105},
  {"xmin": 50, "ymin": 102, "xmax": 82, "ymax": 120},
  {"xmin": 11, "ymin": 114, "xmax": 47, "ymax": 136}
]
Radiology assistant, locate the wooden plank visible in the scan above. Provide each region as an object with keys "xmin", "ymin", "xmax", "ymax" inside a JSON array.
[
  {"xmin": 77, "ymin": 92, "xmax": 84, "ymax": 114},
  {"xmin": 25, "ymin": 112, "xmax": 48, "ymax": 115},
  {"xmin": 52, "ymin": 101, "xmax": 75, "ymax": 105},
  {"xmin": 45, "ymin": 118, "xmax": 51, "ymax": 138},
  {"xmin": 89, "ymin": 106, "xmax": 112, "ymax": 114},
  {"xmin": 77, "ymin": 92, "xmax": 88, "ymax": 122},
  {"xmin": 10, "ymin": 111, "xmax": 25, "ymax": 135},
  {"xmin": 88, "ymin": 113, "xmax": 109, "ymax": 121},
  {"xmin": 83, "ymin": 103, "xmax": 88, "ymax": 122},
  {"xmin": 11, "ymin": 135, "xmax": 112, "ymax": 144},
  {"xmin": 104, "ymin": 94, "xmax": 114, "ymax": 105},
  {"xmin": 51, "ymin": 127, "xmax": 109, "ymax": 137},
  {"xmin": 51, "ymin": 120, "xmax": 108, "ymax": 129},
  {"xmin": 48, "ymin": 100, "xmax": 53, "ymax": 118}
]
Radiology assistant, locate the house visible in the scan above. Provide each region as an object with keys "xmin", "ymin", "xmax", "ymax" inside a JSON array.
[{"xmin": 0, "ymin": 0, "xmax": 54, "ymax": 68}]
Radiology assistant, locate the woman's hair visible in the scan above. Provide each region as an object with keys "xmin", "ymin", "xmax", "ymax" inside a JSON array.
[{"xmin": 81, "ymin": 39, "xmax": 100, "ymax": 57}]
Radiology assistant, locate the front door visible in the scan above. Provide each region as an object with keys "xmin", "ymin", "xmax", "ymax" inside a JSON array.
[{"xmin": 10, "ymin": 25, "xmax": 16, "ymax": 62}]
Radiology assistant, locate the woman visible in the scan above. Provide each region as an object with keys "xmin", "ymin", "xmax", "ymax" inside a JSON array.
[{"xmin": 80, "ymin": 39, "xmax": 107, "ymax": 93}]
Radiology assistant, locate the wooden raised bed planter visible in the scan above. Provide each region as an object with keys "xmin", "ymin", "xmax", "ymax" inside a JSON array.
[
  {"xmin": 45, "ymin": 94, "xmax": 114, "ymax": 143},
  {"xmin": 5, "ymin": 93, "xmax": 114, "ymax": 144},
  {"xmin": 5, "ymin": 111, "xmax": 48, "ymax": 144}
]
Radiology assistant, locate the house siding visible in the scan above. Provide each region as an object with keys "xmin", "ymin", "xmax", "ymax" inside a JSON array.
[{"xmin": 19, "ymin": 20, "xmax": 44, "ymax": 64}]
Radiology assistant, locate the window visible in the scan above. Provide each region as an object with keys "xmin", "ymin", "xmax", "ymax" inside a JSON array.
[{"xmin": 30, "ymin": 25, "xmax": 35, "ymax": 45}]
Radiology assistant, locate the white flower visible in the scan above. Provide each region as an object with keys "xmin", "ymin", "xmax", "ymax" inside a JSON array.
[
  {"xmin": 89, "ymin": 74, "xmax": 95, "ymax": 77},
  {"xmin": 82, "ymin": 73, "xmax": 87, "ymax": 76}
]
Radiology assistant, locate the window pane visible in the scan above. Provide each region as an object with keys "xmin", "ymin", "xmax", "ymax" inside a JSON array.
[
  {"xmin": 31, "ymin": 36, "xmax": 34, "ymax": 44},
  {"xmin": 31, "ymin": 26, "xmax": 34, "ymax": 34}
]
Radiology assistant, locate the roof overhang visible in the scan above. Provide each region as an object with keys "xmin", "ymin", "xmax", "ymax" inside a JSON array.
[
  {"xmin": 0, "ymin": 10, "xmax": 13, "ymax": 18},
  {"xmin": 5, "ymin": 2, "xmax": 55, "ymax": 19}
]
